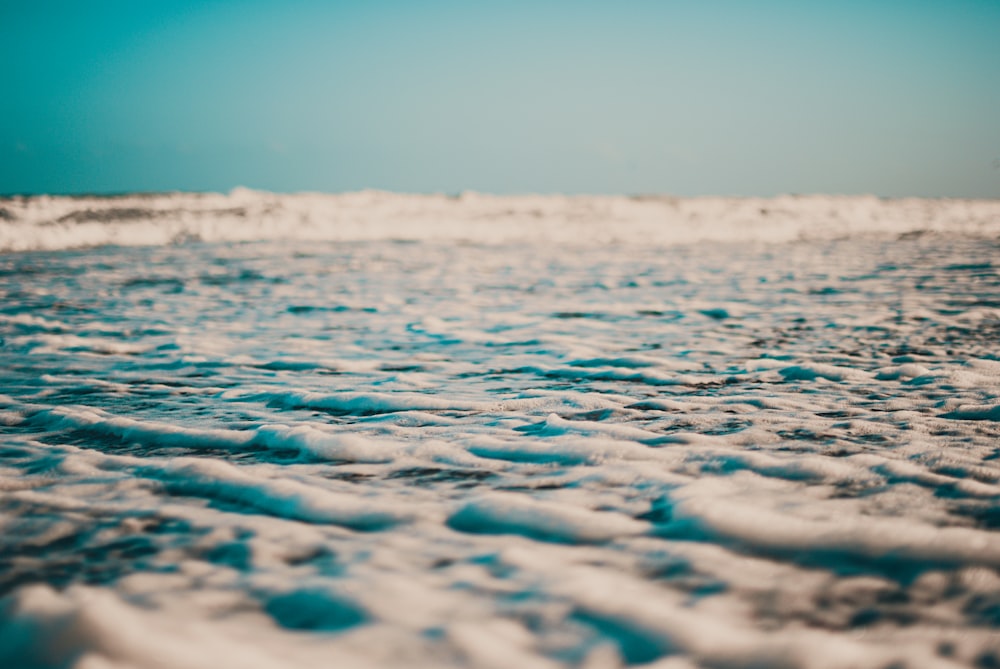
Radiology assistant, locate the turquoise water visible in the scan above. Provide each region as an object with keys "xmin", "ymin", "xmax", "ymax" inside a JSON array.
[{"xmin": 1, "ymin": 236, "xmax": 999, "ymax": 668}]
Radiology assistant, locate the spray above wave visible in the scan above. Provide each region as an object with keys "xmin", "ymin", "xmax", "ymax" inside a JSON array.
[{"xmin": 2, "ymin": 188, "xmax": 999, "ymax": 252}]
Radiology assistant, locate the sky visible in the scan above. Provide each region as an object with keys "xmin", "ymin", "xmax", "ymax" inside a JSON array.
[{"xmin": 1, "ymin": 0, "xmax": 998, "ymax": 197}]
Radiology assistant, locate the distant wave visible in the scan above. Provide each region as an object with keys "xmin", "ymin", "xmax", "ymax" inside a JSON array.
[{"xmin": 2, "ymin": 188, "xmax": 998, "ymax": 252}]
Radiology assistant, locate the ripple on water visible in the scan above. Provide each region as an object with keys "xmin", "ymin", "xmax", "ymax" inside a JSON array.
[{"xmin": 1, "ymin": 236, "xmax": 1000, "ymax": 668}]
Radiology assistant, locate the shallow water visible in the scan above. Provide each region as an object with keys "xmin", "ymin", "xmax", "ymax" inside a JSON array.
[{"xmin": 2, "ymin": 235, "xmax": 1000, "ymax": 668}]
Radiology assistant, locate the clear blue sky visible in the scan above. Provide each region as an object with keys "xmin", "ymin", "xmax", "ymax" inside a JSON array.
[{"xmin": 2, "ymin": 0, "xmax": 998, "ymax": 197}]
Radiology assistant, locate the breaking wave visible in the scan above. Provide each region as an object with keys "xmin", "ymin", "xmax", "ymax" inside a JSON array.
[{"xmin": 1, "ymin": 188, "xmax": 999, "ymax": 252}]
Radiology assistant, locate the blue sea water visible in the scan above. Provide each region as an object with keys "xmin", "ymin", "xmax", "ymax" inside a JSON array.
[{"xmin": 1, "ymin": 223, "xmax": 1000, "ymax": 667}]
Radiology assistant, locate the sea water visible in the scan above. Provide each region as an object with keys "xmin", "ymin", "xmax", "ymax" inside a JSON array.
[{"xmin": 1, "ymin": 193, "xmax": 999, "ymax": 668}]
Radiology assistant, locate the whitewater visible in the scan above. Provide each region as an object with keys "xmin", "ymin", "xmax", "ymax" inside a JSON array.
[{"xmin": 1, "ymin": 190, "xmax": 999, "ymax": 669}]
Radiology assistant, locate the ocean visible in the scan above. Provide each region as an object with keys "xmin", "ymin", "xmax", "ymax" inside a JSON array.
[{"xmin": 2, "ymin": 191, "xmax": 1000, "ymax": 668}]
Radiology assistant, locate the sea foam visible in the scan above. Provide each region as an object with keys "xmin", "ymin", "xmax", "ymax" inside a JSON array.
[
  {"xmin": 2, "ymin": 189, "xmax": 999, "ymax": 252},
  {"xmin": 2, "ymin": 196, "xmax": 1000, "ymax": 668}
]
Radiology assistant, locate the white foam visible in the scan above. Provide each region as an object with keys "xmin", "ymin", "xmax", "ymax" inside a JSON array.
[
  {"xmin": 243, "ymin": 390, "xmax": 488, "ymax": 414},
  {"xmin": 0, "ymin": 584, "xmax": 382, "ymax": 669},
  {"xmin": 3, "ymin": 190, "xmax": 999, "ymax": 252},
  {"xmin": 33, "ymin": 405, "xmax": 255, "ymax": 450},
  {"xmin": 252, "ymin": 424, "xmax": 402, "ymax": 463},
  {"xmin": 778, "ymin": 363, "xmax": 874, "ymax": 383},
  {"xmin": 21, "ymin": 403, "xmax": 409, "ymax": 463},
  {"xmin": 448, "ymin": 492, "xmax": 649, "ymax": 544},
  {"xmin": 667, "ymin": 475, "xmax": 1000, "ymax": 568},
  {"xmin": 942, "ymin": 403, "xmax": 1000, "ymax": 421},
  {"xmin": 151, "ymin": 457, "xmax": 412, "ymax": 529},
  {"xmin": 4, "ymin": 211, "xmax": 1000, "ymax": 668}
]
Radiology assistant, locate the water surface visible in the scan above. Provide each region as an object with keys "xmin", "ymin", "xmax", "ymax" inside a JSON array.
[{"xmin": 2, "ymin": 231, "xmax": 1000, "ymax": 668}]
